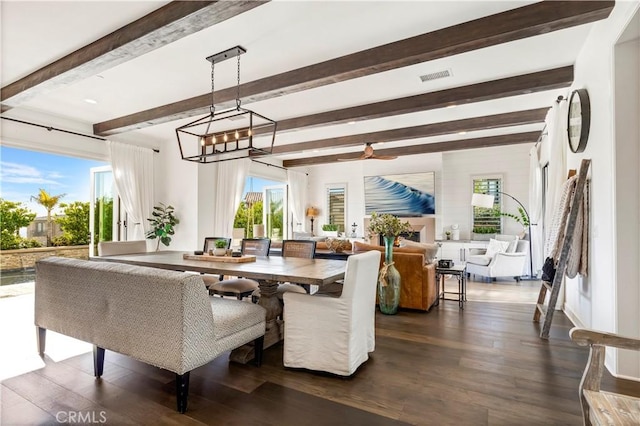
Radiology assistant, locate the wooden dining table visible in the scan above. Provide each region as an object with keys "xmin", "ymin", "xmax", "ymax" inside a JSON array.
[{"xmin": 91, "ymin": 250, "xmax": 346, "ymax": 363}]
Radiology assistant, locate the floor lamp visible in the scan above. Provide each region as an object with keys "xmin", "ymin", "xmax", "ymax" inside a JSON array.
[{"xmin": 471, "ymin": 192, "xmax": 535, "ymax": 280}]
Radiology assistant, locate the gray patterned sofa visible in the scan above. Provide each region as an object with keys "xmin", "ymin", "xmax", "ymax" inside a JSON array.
[{"xmin": 34, "ymin": 256, "xmax": 266, "ymax": 413}]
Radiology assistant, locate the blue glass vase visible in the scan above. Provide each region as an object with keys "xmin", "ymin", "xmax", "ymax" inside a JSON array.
[{"xmin": 378, "ymin": 236, "xmax": 401, "ymax": 315}]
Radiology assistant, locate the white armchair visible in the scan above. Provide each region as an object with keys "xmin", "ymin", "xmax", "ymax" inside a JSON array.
[
  {"xmin": 466, "ymin": 237, "xmax": 527, "ymax": 282},
  {"xmin": 282, "ymin": 251, "xmax": 381, "ymax": 376}
]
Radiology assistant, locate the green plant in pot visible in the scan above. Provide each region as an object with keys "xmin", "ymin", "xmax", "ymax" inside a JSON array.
[
  {"xmin": 472, "ymin": 225, "xmax": 497, "ymax": 241},
  {"xmin": 367, "ymin": 212, "xmax": 412, "ymax": 315},
  {"xmin": 322, "ymin": 223, "xmax": 339, "ymax": 237},
  {"xmin": 214, "ymin": 239, "xmax": 227, "ymax": 256},
  {"xmin": 146, "ymin": 203, "xmax": 179, "ymax": 251}
]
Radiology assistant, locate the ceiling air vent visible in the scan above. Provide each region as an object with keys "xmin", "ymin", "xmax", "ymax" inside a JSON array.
[{"xmin": 419, "ymin": 69, "xmax": 452, "ymax": 82}]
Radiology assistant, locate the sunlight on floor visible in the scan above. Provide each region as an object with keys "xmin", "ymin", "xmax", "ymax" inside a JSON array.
[
  {"xmin": 0, "ymin": 292, "xmax": 92, "ymax": 382},
  {"xmin": 463, "ymin": 277, "xmax": 540, "ymax": 304}
]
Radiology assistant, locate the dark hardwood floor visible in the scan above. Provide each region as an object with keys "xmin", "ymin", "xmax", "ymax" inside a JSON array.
[{"xmin": 2, "ymin": 300, "xmax": 639, "ymax": 425}]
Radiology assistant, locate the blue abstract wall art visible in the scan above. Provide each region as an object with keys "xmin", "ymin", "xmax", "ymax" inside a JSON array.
[{"xmin": 364, "ymin": 172, "xmax": 435, "ymax": 215}]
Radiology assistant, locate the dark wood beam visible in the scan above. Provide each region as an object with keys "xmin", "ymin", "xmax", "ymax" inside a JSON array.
[
  {"xmin": 282, "ymin": 132, "xmax": 540, "ymax": 167},
  {"xmin": 1, "ymin": 1, "xmax": 268, "ymax": 107},
  {"xmin": 93, "ymin": 1, "xmax": 613, "ymax": 136},
  {"xmin": 270, "ymin": 108, "xmax": 548, "ymax": 155},
  {"xmin": 264, "ymin": 66, "xmax": 571, "ymax": 138}
]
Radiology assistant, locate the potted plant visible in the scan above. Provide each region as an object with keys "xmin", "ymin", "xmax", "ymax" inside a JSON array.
[
  {"xmin": 367, "ymin": 212, "xmax": 412, "ymax": 315},
  {"xmin": 146, "ymin": 203, "xmax": 179, "ymax": 251},
  {"xmin": 213, "ymin": 239, "xmax": 227, "ymax": 256},
  {"xmin": 472, "ymin": 226, "xmax": 497, "ymax": 241},
  {"xmin": 322, "ymin": 223, "xmax": 339, "ymax": 238}
]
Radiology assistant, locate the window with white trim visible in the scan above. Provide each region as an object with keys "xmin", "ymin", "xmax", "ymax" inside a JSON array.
[{"xmin": 472, "ymin": 177, "xmax": 502, "ymax": 234}]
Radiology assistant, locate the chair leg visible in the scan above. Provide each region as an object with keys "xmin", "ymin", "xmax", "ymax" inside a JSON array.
[
  {"xmin": 93, "ymin": 346, "xmax": 105, "ymax": 377},
  {"xmin": 253, "ymin": 336, "xmax": 264, "ymax": 367},
  {"xmin": 37, "ymin": 327, "xmax": 46, "ymax": 356},
  {"xmin": 176, "ymin": 372, "xmax": 190, "ymax": 413}
]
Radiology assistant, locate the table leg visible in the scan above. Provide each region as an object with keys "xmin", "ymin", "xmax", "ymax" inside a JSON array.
[
  {"xmin": 230, "ymin": 279, "xmax": 283, "ymax": 364},
  {"xmin": 463, "ymin": 271, "xmax": 467, "ymax": 302},
  {"xmin": 458, "ymin": 273, "xmax": 464, "ymax": 309}
]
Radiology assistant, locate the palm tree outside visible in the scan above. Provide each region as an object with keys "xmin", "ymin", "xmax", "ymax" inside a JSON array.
[{"xmin": 30, "ymin": 189, "xmax": 66, "ymax": 246}]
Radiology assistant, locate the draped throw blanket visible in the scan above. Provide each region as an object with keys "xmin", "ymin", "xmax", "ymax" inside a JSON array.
[{"xmin": 544, "ymin": 175, "xmax": 589, "ymax": 278}]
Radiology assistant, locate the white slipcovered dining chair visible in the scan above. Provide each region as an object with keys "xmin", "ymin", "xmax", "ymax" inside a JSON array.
[{"xmin": 283, "ymin": 250, "xmax": 381, "ymax": 376}]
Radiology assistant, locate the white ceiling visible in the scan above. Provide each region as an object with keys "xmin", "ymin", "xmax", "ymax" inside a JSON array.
[{"xmin": 1, "ymin": 1, "xmax": 599, "ymax": 162}]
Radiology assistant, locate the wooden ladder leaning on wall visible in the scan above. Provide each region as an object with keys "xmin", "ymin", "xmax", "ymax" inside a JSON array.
[{"xmin": 534, "ymin": 158, "xmax": 591, "ymax": 339}]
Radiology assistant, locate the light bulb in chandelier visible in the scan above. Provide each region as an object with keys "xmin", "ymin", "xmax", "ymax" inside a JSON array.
[
  {"xmin": 235, "ymin": 130, "xmax": 239, "ymax": 140},
  {"xmin": 223, "ymin": 132, "xmax": 228, "ymax": 142}
]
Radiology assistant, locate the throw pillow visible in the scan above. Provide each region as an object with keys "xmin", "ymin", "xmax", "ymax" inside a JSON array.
[
  {"xmin": 494, "ymin": 234, "xmax": 519, "ymax": 253},
  {"xmin": 399, "ymin": 240, "xmax": 440, "ymax": 264},
  {"xmin": 485, "ymin": 238, "xmax": 511, "ymax": 258}
]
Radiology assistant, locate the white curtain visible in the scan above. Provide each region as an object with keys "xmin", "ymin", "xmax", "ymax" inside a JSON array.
[
  {"xmin": 529, "ymin": 145, "xmax": 544, "ymax": 277},
  {"xmin": 212, "ymin": 158, "xmax": 250, "ymax": 237},
  {"xmin": 544, "ymin": 101, "xmax": 568, "ymax": 256},
  {"xmin": 287, "ymin": 169, "xmax": 308, "ymax": 233},
  {"xmin": 107, "ymin": 141, "xmax": 154, "ymax": 241}
]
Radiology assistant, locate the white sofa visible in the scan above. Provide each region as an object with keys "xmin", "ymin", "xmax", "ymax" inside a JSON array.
[
  {"xmin": 35, "ymin": 256, "xmax": 266, "ymax": 413},
  {"xmin": 466, "ymin": 237, "xmax": 528, "ymax": 281}
]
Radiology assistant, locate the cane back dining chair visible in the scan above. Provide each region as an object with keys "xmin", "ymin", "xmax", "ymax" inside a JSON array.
[
  {"xmin": 209, "ymin": 238, "xmax": 271, "ymax": 300},
  {"xmin": 200, "ymin": 237, "xmax": 232, "ymax": 291}
]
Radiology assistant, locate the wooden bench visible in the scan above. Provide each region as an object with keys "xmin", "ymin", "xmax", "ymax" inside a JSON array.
[{"xmin": 570, "ymin": 327, "xmax": 640, "ymax": 425}]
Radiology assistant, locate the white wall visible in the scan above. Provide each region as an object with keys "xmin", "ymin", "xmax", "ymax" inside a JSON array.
[
  {"xmin": 564, "ymin": 1, "xmax": 640, "ymax": 379},
  {"xmin": 302, "ymin": 144, "xmax": 532, "ymax": 243},
  {"xmin": 156, "ymin": 154, "xmax": 289, "ymax": 252},
  {"xmin": 442, "ymin": 144, "xmax": 533, "ymax": 240},
  {"xmin": 615, "ymin": 34, "xmax": 640, "ymax": 380},
  {"xmin": 1, "ymin": 109, "xmax": 108, "ymax": 161},
  {"xmin": 302, "ymin": 153, "xmax": 443, "ymax": 239}
]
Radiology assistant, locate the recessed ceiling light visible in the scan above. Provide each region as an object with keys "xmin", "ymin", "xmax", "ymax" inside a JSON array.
[
  {"xmin": 458, "ymin": 131, "xmax": 467, "ymax": 135},
  {"xmin": 84, "ymin": 98, "xmax": 98, "ymax": 104},
  {"xmin": 446, "ymin": 104, "xmax": 457, "ymax": 109},
  {"xmin": 348, "ymin": 121, "xmax": 356, "ymax": 125}
]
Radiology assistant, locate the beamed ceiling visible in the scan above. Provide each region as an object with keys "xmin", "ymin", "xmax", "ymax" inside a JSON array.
[{"xmin": 0, "ymin": 1, "xmax": 615, "ymax": 167}]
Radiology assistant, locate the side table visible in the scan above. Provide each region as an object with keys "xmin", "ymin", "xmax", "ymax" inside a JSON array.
[{"xmin": 435, "ymin": 264, "xmax": 467, "ymax": 309}]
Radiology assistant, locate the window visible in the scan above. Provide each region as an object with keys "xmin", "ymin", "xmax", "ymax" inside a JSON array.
[
  {"xmin": 472, "ymin": 177, "xmax": 502, "ymax": 234},
  {"xmin": 36, "ymin": 222, "xmax": 44, "ymax": 234},
  {"xmin": 234, "ymin": 176, "xmax": 285, "ymax": 239},
  {"xmin": 326, "ymin": 184, "xmax": 347, "ymax": 234}
]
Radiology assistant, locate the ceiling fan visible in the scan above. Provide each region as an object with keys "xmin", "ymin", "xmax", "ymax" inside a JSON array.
[{"xmin": 338, "ymin": 143, "xmax": 397, "ymax": 161}]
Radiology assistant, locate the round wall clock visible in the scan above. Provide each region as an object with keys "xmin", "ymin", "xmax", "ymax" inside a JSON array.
[{"xmin": 567, "ymin": 88, "xmax": 591, "ymax": 153}]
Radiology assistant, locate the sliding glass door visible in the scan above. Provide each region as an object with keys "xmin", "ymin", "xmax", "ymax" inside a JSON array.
[
  {"xmin": 263, "ymin": 185, "xmax": 287, "ymax": 241},
  {"xmin": 89, "ymin": 166, "xmax": 122, "ymax": 255}
]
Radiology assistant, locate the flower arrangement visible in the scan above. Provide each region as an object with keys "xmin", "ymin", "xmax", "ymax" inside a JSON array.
[{"xmin": 367, "ymin": 212, "xmax": 412, "ymax": 238}]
